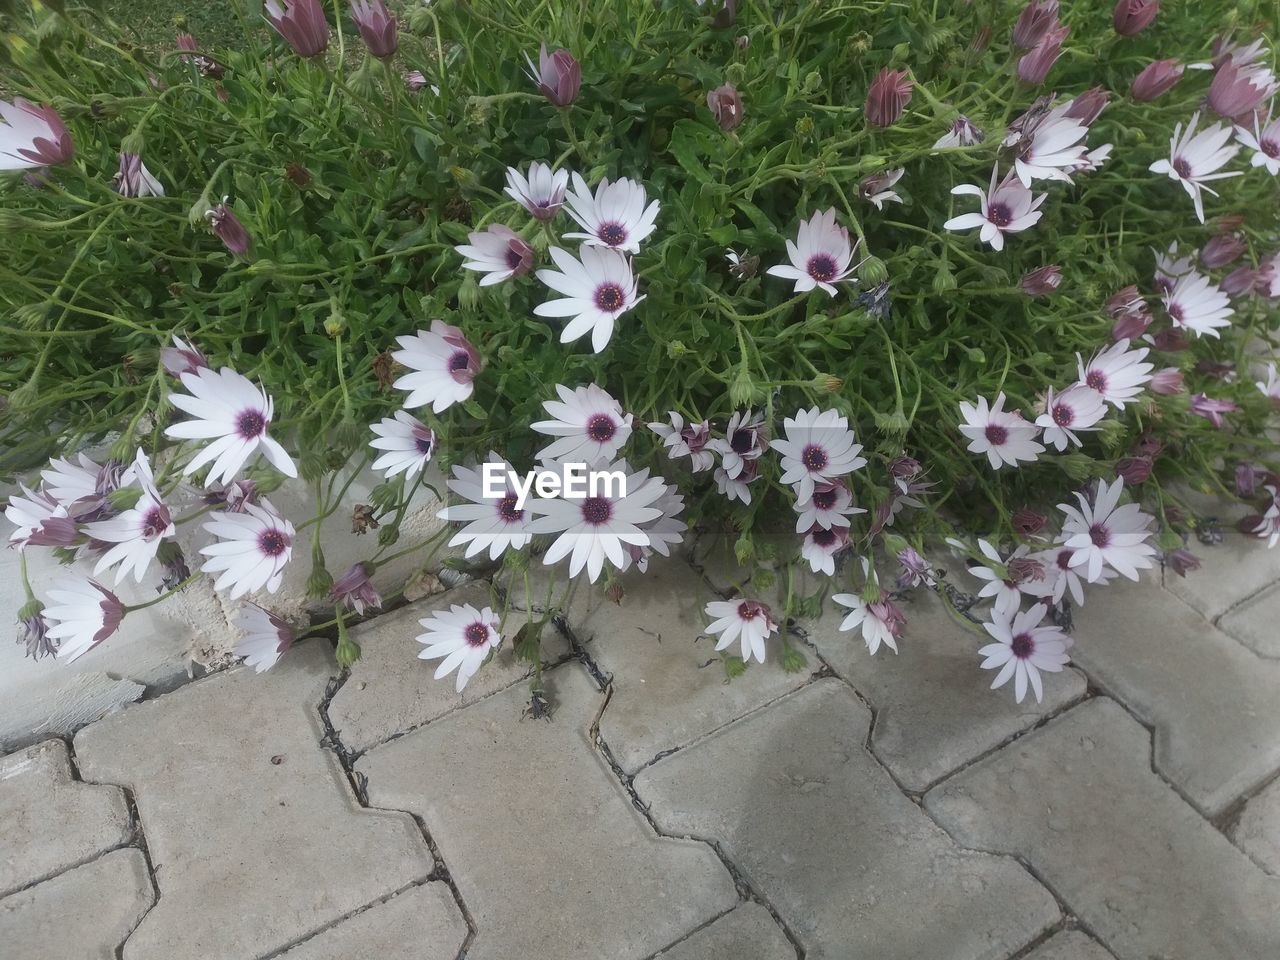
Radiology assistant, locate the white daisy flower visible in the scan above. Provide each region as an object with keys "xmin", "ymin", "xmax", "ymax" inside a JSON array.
[
  {"xmin": 793, "ymin": 479, "xmax": 863, "ymax": 532},
  {"xmin": 83, "ymin": 450, "xmax": 174, "ymax": 584},
  {"xmin": 1035, "ymin": 384, "xmax": 1107, "ymax": 451},
  {"xmin": 859, "ymin": 168, "xmax": 905, "ymax": 210},
  {"xmin": 1058, "ymin": 477, "xmax": 1157, "ymax": 583},
  {"xmin": 531, "ymin": 383, "xmax": 632, "ymax": 465},
  {"xmin": 526, "ymin": 460, "xmax": 666, "ymax": 582},
  {"xmin": 391, "ymin": 320, "xmax": 482, "ymax": 414},
  {"xmin": 1153, "ymin": 240, "xmax": 1196, "ymax": 291},
  {"xmin": 455, "ymin": 224, "xmax": 534, "ymax": 286},
  {"xmin": 5, "ymin": 484, "xmax": 69, "ymax": 549},
  {"xmin": 165, "ymin": 367, "xmax": 297, "ymax": 487},
  {"xmin": 962, "ymin": 538, "xmax": 1050, "ymax": 616},
  {"xmin": 1069, "ymin": 142, "xmax": 1113, "ymax": 174},
  {"xmin": 1013, "ymin": 108, "xmax": 1090, "ymax": 185},
  {"xmin": 932, "ymin": 115, "xmax": 985, "ymax": 149},
  {"xmin": 534, "ymin": 246, "xmax": 644, "ymax": 353},
  {"xmin": 40, "ymin": 453, "xmax": 106, "ymax": 512},
  {"xmin": 437, "ymin": 453, "xmax": 533, "ymax": 561},
  {"xmin": 944, "ymin": 164, "xmax": 1047, "ymax": 251},
  {"xmin": 234, "ymin": 603, "xmax": 294, "ymax": 673},
  {"xmin": 978, "ymin": 602, "xmax": 1071, "ymax": 704},
  {"xmin": 772, "ymin": 406, "xmax": 867, "ymax": 504},
  {"xmin": 1076, "ymin": 339, "xmax": 1154, "ymax": 409},
  {"xmin": 621, "ymin": 477, "xmax": 687, "ymax": 573},
  {"xmin": 1034, "ymin": 542, "xmax": 1116, "ymax": 607},
  {"xmin": 957, "ymin": 393, "xmax": 1045, "ymax": 469},
  {"xmin": 707, "ymin": 408, "xmax": 768, "ymax": 479},
  {"xmin": 562, "ymin": 173, "xmax": 660, "ymax": 253},
  {"xmin": 0, "ymin": 97, "xmax": 72, "ymax": 170},
  {"xmin": 1235, "ymin": 108, "xmax": 1280, "ymax": 174},
  {"xmin": 1256, "ymin": 361, "xmax": 1280, "ymax": 403},
  {"xmin": 1148, "ymin": 111, "xmax": 1243, "ymax": 223},
  {"xmin": 159, "ymin": 335, "xmax": 207, "ymax": 378},
  {"xmin": 42, "ymin": 574, "xmax": 125, "ymax": 663},
  {"xmin": 199, "ymin": 499, "xmax": 295, "ymax": 600},
  {"xmin": 766, "ymin": 208, "xmax": 858, "ymax": 297},
  {"xmin": 416, "ymin": 603, "xmax": 503, "ymax": 692},
  {"xmin": 1162, "ymin": 270, "xmax": 1234, "ymax": 338},
  {"xmin": 702, "ymin": 598, "xmax": 776, "ymax": 664},
  {"xmin": 801, "ymin": 523, "xmax": 850, "ymax": 575},
  {"xmin": 714, "ymin": 458, "xmax": 759, "ymax": 504},
  {"xmin": 369, "ymin": 410, "xmax": 435, "ymax": 480},
  {"xmin": 832, "ymin": 565, "xmax": 905, "ymax": 655},
  {"xmin": 504, "ymin": 161, "xmax": 569, "ymax": 221},
  {"xmin": 648, "ymin": 412, "xmax": 714, "ymax": 472}
]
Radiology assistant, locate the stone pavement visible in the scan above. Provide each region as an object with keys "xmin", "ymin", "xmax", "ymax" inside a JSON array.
[{"xmin": 2, "ymin": 536, "xmax": 1279, "ymax": 959}]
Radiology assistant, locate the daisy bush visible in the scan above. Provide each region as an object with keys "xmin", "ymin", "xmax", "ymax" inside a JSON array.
[{"xmin": 3, "ymin": 0, "xmax": 1280, "ymax": 705}]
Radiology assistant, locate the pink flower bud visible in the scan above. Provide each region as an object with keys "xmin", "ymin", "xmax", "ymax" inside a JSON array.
[
  {"xmin": 1133, "ymin": 432, "xmax": 1163, "ymax": 457},
  {"xmin": 0, "ymin": 98, "xmax": 74, "ymax": 169},
  {"xmin": 1113, "ymin": 0, "xmax": 1158, "ymax": 36},
  {"xmin": 265, "ymin": 0, "xmax": 330, "ymax": 59},
  {"xmin": 1166, "ymin": 548, "xmax": 1200, "ymax": 577},
  {"xmin": 1189, "ymin": 393, "xmax": 1238, "ymax": 428},
  {"xmin": 1221, "ymin": 265, "xmax": 1258, "ymax": 297},
  {"xmin": 1200, "ymin": 233, "xmax": 1246, "ymax": 269},
  {"xmin": 1148, "ymin": 367, "xmax": 1184, "ymax": 395},
  {"xmin": 706, "ymin": 83, "xmax": 744, "ymax": 131},
  {"xmin": 971, "ymin": 25, "xmax": 993, "ymax": 53},
  {"xmin": 207, "ymin": 204, "xmax": 251, "ymax": 256},
  {"xmin": 1115, "ymin": 456, "xmax": 1153, "ymax": 484},
  {"xmin": 1207, "ymin": 60, "xmax": 1273, "ymax": 120},
  {"xmin": 351, "ymin": 0, "xmax": 398, "ymax": 60},
  {"xmin": 1012, "ymin": 0, "xmax": 1059, "ymax": 49},
  {"xmin": 1012, "ymin": 508, "xmax": 1048, "ymax": 537},
  {"xmin": 176, "ymin": 32, "xmax": 198, "ymax": 52},
  {"xmin": 1064, "ymin": 86, "xmax": 1109, "ymax": 126},
  {"xmin": 1111, "ymin": 309, "xmax": 1152, "ymax": 342},
  {"xmin": 1236, "ymin": 461, "xmax": 1261, "ymax": 497},
  {"xmin": 1130, "ymin": 59, "xmax": 1183, "ymax": 101},
  {"xmin": 329, "ymin": 562, "xmax": 383, "ymax": 615},
  {"xmin": 527, "ymin": 44, "xmax": 581, "ymax": 107},
  {"xmin": 865, "ymin": 68, "xmax": 913, "ymax": 127},
  {"xmin": 1017, "ymin": 23, "xmax": 1069, "ymax": 85},
  {"xmin": 1152, "ymin": 327, "xmax": 1189, "ymax": 352},
  {"xmin": 1021, "ymin": 264, "xmax": 1063, "ymax": 297}
]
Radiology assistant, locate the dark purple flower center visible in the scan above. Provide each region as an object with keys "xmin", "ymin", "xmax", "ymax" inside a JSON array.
[
  {"xmin": 581, "ymin": 496, "xmax": 611, "ymax": 525},
  {"xmin": 806, "ymin": 254, "xmax": 838, "ymax": 282},
  {"xmin": 1172, "ymin": 156, "xmax": 1192, "ymax": 178},
  {"xmin": 801, "ymin": 444, "xmax": 828, "ymax": 471},
  {"xmin": 1262, "ymin": 138, "xmax": 1280, "ymax": 158},
  {"xmin": 730, "ymin": 428, "xmax": 754, "ymax": 454},
  {"xmin": 812, "ymin": 488, "xmax": 838, "ymax": 510},
  {"xmin": 737, "ymin": 601, "xmax": 761, "ymax": 621},
  {"xmin": 505, "ymin": 247, "xmax": 526, "ymax": 269},
  {"xmin": 811, "ymin": 528, "xmax": 837, "ymax": 547},
  {"xmin": 258, "ymin": 528, "xmax": 289, "ymax": 557},
  {"xmin": 448, "ymin": 350, "xmax": 472, "ymax": 372},
  {"xmin": 586, "ymin": 414, "xmax": 617, "ymax": 443},
  {"xmin": 464, "ymin": 622, "xmax": 489, "ymax": 647},
  {"xmin": 1167, "ymin": 303, "xmax": 1184, "ymax": 322},
  {"xmin": 415, "ymin": 433, "xmax": 435, "ymax": 455},
  {"xmin": 1010, "ymin": 632, "xmax": 1034, "ymax": 659},
  {"xmin": 1089, "ymin": 524, "xmax": 1110, "ymax": 548},
  {"xmin": 595, "ymin": 283, "xmax": 625, "ymax": 312},
  {"xmin": 984, "ymin": 424, "xmax": 1009, "ymax": 445},
  {"xmin": 598, "ymin": 222, "xmax": 627, "ymax": 246},
  {"xmin": 987, "ymin": 203, "xmax": 1012, "ymax": 228},
  {"xmin": 1085, "ymin": 370, "xmax": 1106, "ymax": 391},
  {"xmin": 1051, "ymin": 404, "xmax": 1072, "ymax": 426},
  {"xmin": 237, "ymin": 410, "xmax": 266, "ymax": 439},
  {"xmin": 498, "ymin": 494, "xmax": 523, "ymax": 522},
  {"xmin": 142, "ymin": 507, "xmax": 168, "ymax": 538},
  {"xmin": 1056, "ymin": 549, "xmax": 1073, "ymax": 571}
]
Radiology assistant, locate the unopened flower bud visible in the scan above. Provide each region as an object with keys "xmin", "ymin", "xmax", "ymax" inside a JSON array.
[
  {"xmin": 865, "ymin": 68, "xmax": 913, "ymax": 127},
  {"xmin": 1221, "ymin": 265, "xmax": 1258, "ymax": 297},
  {"xmin": 1130, "ymin": 59, "xmax": 1183, "ymax": 101},
  {"xmin": 1021, "ymin": 264, "xmax": 1062, "ymax": 297},
  {"xmin": 1148, "ymin": 367, "xmax": 1184, "ymax": 395},
  {"xmin": 706, "ymin": 83, "xmax": 744, "ymax": 131},
  {"xmin": 351, "ymin": 0, "xmax": 398, "ymax": 59},
  {"xmin": 1113, "ymin": 0, "xmax": 1158, "ymax": 37},
  {"xmin": 859, "ymin": 255, "xmax": 888, "ymax": 286},
  {"xmin": 107, "ymin": 486, "xmax": 144, "ymax": 511},
  {"xmin": 1012, "ymin": 0, "xmax": 1059, "ymax": 49},
  {"xmin": 932, "ymin": 261, "xmax": 957, "ymax": 293},
  {"xmin": 265, "ymin": 0, "xmax": 329, "ymax": 58},
  {"xmin": 728, "ymin": 363, "xmax": 757, "ymax": 407},
  {"xmin": 207, "ymin": 204, "xmax": 251, "ymax": 256},
  {"xmin": 527, "ymin": 43, "xmax": 580, "ymax": 106},
  {"xmin": 1017, "ymin": 23, "xmax": 1069, "ymax": 84},
  {"xmin": 1166, "ymin": 547, "xmax": 1200, "ymax": 577},
  {"xmin": 1115, "ymin": 456, "xmax": 1153, "ymax": 484}
]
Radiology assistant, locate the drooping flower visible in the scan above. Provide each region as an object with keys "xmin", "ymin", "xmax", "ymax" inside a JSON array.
[
  {"xmin": 858, "ymin": 169, "xmax": 904, "ymax": 210},
  {"xmin": 114, "ymin": 153, "xmax": 165, "ymax": 198},
  {"xmin": 534, "ymin": 246, "xmax": 644, "ymax": 353},
  {"xmin": 1013, "ymin": 107, "xmax": 1089, "ymax": 186},
  {"xmin": 391, "ymin": 320, "xmax": 481, "ymax": 413},
  {"xmin": 84, "ymin": 450, "xmax": 174, "ymax": 585},
  {"xmin": 766, "ymin": 208, "xmax": 858, "ymax": 297},
  {"xmin": 794, "ymin": 479, "xmax": 863, "ymax": 532},
  {"xmin": 701, "ymin": 597, "xmax": 779, "ymax": 665},
  {"xmin": 504, "ymin": 162, "xmax": 569, "ymax": 222},
  {"xmin": 801, "ymin": 524, "xmax": 850, "ymax": 575},
  {"xmin": 1113, "ymin": 0, "xmax": 1158, "ymax": 36},
  {"xmin": 42, "ymin": 575, "xmax": 126, "ymax": 663},
  {"xmin": 1201, "ymin": 233, "xmax": 1246, "ymax": 268},
  {"xmin": 832, "ymin": 564, "xmax": 905, "ymax": 655},
  {"xmin": 525, "ymin": 43, "xmax": 580, "ymax": 107},
  {"xmin": 234, "ymin": 603, "xmax": 294, "ymax": 672},
  {"xmin": 1166, "ymin": 548, "xmax": 1201, "ymax": 577},
  {"xmin": 1130, "ymin": 59, "xmax": 1184, "ymax": 101},
  {"xmin": 526, "ymin": 461, "xmax": 665, "ymax": 582},
  {"xmin": 1162, "ymin": 270, "xmax": 1234, "ymax": 338},
  {"xmin": 1256, "ymin": 362, "xmax": 1280, "ymax": 405},
  {"xmin": 0, "ymin": 98, "xmax": 73, "ymax": 170},
  {"xmin": 165, "ymin": 366, "xmax": 296, "ymax": 487},
  {"xmin": 1235, "ymin": 107, "xmax": 1280, "ymax": 175},
  {"xmin": 648, "ymin": 412, "xmax": 714, "ymax": 472},
  {"xmin": 1036, "ymin": 384, "xmax": 1107, "ymax": 451},
  {"xmin": 207, "ymin": 204, "xmax": 251, "ymax": 256},
  {"xmin": 562, "ymin": 173, "xmax": 660, "ymax": 254},
  {"xmin": 1149, "ymin": 367, "xmax": 1185, "ymax": 395},
  {"xmin": 160, "ymin": 335, "xmax": 207, "ymax": 378},
  {"xmin": 1058, "ymin": 477, "xmax": 1157, "ymax": 582},
  {"xmin": 1189, "ymin": 393, "xmax": 1238, "ymax": 428},
  {"xmin": 620, "ymin": 476, "xmax": 687, "ymax": 573},
  {"xmin": 369, "ymin": 410, "xmax": 435, "ymax": 480},
  {"xmin": 1012, "ymin": 0, "xmax": 1058, "ymax": 48},
  {"xmin": 1115, "ymin": 456, "xmax": 1153, "ymax": 485},
  {"xmin": 416, "ymin": 603, "xmax": 503, "ymax": 692},
  {"xmin": 708, "ymin": 408, "xmax": 768, "ymax": 479},
  {"xmin": 944, "ymin": 165, "xmax": 1047, "ymax": 251},
  {"xmin": 404, "ymin": 70, "xmax": 437, "ymax": 94},
  {"xmin": 865, "ymin": 68, "xmax": 913, "ymax": 127},
  {"xmin": 1148, "ymin": 112, "xmax": 1243, "ymax": 223},
  {"xmin": 714, "ymin": 457, "xmax": 759, "ymax": 504},
  {"xmin": 329, "ymin": 562, "xmax": 382, "ymax": 616},
  {"xmin": 456, "ymin": 225, "xmax": 534, "ymax": 286},
  {"xmin": 706, "ymin": 83, "xmax": 743, "ymax": 131},
  {"xmin": 350, "ymin": 0, "xmax": 397, "ymax": 59},
  {"xmin": 772, "ymin": 406, "xmax": 866, "ymax": 504},
  {"xmin": 531, "ymin": 383, "xmax": 632, "ymax": 465},
  {"xmin": 958, "ymin": 393, "xmax": 1045, "ymax": 469},
  {"xmin": 199, "ymin": 499, "xmax": 295, "ymax": 599},
  {"xmin": 933, "ymin": 115, "xmax": 985, "ymax": 149},
  {"xmin": 979, "ymin": 603, "xmax": 1070, "ymax": 704},
  {"xmin": 896, "ymin": 548, "xmax": 936, "ymax": 588},
  {"xmin": 437, "ymin": 453, "xmax": 534, "ymax": 561},
  {"xmin": 1207, "ymin": 60, "xmax": 1275, "ymax": 120},
  {"xmin": 4, "ymin": 485, "xmax": 67, "ymax": 550},
  {"xmin": 264, "ymin": 0, "xmax": 329, "ymax": 58},
  {"xmin": 1021, "ymin": 264, "xmax": 1063, "ymax": 297},
  {"xmin": 1017, "ymin": 23, "xmax": 1069, "ymax": 85},
  {"xmin": 17, "ymin": 608, "xmax": 56, "ymax": 660},
  {"xmin": 1077, "ymin": 339, "xmax": 1153, "ymax": 408}
]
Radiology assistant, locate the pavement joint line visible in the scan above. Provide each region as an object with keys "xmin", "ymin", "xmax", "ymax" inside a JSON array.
[
  {"xmin": 635, "ymin": 904, "xmax": 743, "ymax": 960},
  {"xmin": 1004, "ymin": 923, "xmax": 1082, "ymax": 960}
]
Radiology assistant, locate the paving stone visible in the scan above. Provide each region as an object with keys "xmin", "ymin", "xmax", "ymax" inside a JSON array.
[
  {"xmin": 328, "ymin": 582, "xmax": 569, "ymax": 754},
  {"xmin": 1069, "ymin": 572, "xmax": 1280, "ymax": 816},
  {"xmin": 634, "ymin": 679, "xmax": 1058, "ymax": 960},
  {"xmin": 557, "ymin": 558, "xmax": 812, "ymax": 774},
  {"xmin": 357, "ymin": 664, "xmax": 738, "ymax": 960},
  {"xmin": 73, "ymin": 642, "xmax": 433, "ymax": 960},
  {"xmin": 0, "ymin": 739, "xmax": 131, "ymax": 897},
  {"xmin": 1022, "ymin": 930, "xmax": 1115, "ymax": 960},
  {"xmin": 0, "ymin": 848, "xmax": 155, "ymax": 960},
  {"xmin": 1164, "ymin": 533, "xmax": 1280, "ymax": 620},
  {"xmin": 1232, "ymin": 777, "xmax": 1280, "ymax": 875},
  {"xmin": 804, "ymin": 588, "xmax": 1087, "ymax": 792},
  {"xmin": 654, "ymin": 903, "xmax": 796, "ymax": 960},
  {"xmin": 925, "ymin": 699, "xmax": 1280, "ymax": 960},
  {"xmin": 1217, "ymin": 583, "xmax": 1280, "ymax": 658},
  {"xmin": 277, "ymin": 883, "xmax": 467, "ymax": 960}
]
